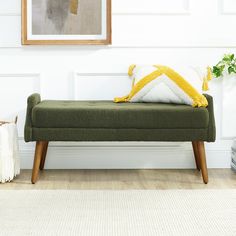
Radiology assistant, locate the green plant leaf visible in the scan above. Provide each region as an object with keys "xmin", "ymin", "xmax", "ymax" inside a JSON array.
[
  {"xmin": 228, "ymin": 65, "xmax": 236, "ymax": 74},
  {"xmin": 212, "ymin": 66, "xmax": 223, "ymax": 77},
  {"xmin": 219, "ymin": 65, "xmax": 225, "ymax": 70},
  {"xmin": 223, "ymin": 54, "xmax": 234, "ymax": 63},
  {"xmin": 212, "ymin": 54, "xmax": 236, "ymax": 78},
  {"xmin": 228, "ymin": 66, "xmax": 234, "ymax": 74}
]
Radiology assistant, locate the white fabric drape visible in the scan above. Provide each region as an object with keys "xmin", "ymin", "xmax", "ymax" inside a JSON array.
[{"xmin": 0, "ymin": 123, "xmax": 20, "ymax": 183}]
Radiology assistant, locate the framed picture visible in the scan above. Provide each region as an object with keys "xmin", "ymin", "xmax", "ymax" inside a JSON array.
[{"xmin": 21, "ymin": 0, "xmax": 111, "ymax": 45}]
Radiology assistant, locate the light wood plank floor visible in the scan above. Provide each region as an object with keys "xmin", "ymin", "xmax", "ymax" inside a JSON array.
[{"xmin": 0, "ymin": 169, "xmax": 235, "ymax": 189}]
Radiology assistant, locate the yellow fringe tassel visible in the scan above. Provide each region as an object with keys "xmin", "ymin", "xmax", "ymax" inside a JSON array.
[
  {"xmin": 202, "ymin": 79, "xmax": 209, "ymax": 91},
  {"xmin": 114, "ymin": 95, "xmax": 129, "ymax": 103},
  {"xmin": 128, "ymin": 64, "xmax": 136, "ymax": 76},
  {"xmin": 192, "ymin": 96, "xmax": 208, "ymax": 107},
  {"xmin": 202, "ymin": 66, "xmax": 212, "ymax": 91}
]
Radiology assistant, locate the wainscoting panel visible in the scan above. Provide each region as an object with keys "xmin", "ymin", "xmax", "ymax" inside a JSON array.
[
  {"xmin": 73, "ymin": 73, "xmax": 131, "ymax": 100},
  {"xmin": 0, "ymin": 1, "xmax": 236, "ymax": 168},
  {"xmin": 0, "ymin": 73, "xmax": 40, "ymax": 138},
  {"xmin": 20, "ymin": 143, "xmax": 231, "ymax": 169},
  {"xmin": 113, "ymin": 0, "xmax": 190, "ymax": 15},
  {"xmin": 112, "ymin": 14, "xmax": 236, "ymax": 47},
  {"xmin": 0, "ymin": 0, "xmax": 20, "ymax": 16},
  {"xmin": 0, "ymin": 16, "xmax": 21, "ymax": 47},
  {"xmin": 1, "ymin": 1, "xmax": 236, "ymax": 48},
  {"xmin": 221, "ymin": 0, "xmax": 236, "ymax": 14},
  {"xmin": 222, "ymin": 76, "xmax": 236, "ymax": 138}
]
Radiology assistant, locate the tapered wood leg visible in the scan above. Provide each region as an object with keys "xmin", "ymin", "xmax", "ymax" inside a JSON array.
[
  {"xmin": 31, "ymin": 141, "xmax": 45, "ymax": 184},
  {"xmin": 192, "ymin": 141, "xmax": 201, "ymax": 171},
  {"xmin": 39, "ymin": 141, "xmax": 49, "ymax": 170},
  {"xmin": 197, "ymin": 141, "xmax": 208, "ymax": 184}
]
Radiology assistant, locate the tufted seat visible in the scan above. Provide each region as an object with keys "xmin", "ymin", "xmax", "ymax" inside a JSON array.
[
  {"xmin": 25, "ymin": 93, "xmax": 216, "ymax": 184},
  {"xmin": 32, "ymin": 100, "xmax": 210, "ymax": 129}
]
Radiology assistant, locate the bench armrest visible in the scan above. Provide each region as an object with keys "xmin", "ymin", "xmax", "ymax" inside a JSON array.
[
  {"xmin": 203, "ymin": 94, "xmax": 216, "ymax": 142},
  {"xmin": 24, "ymin": 93, "xmax": 41, "ymax": 142}
]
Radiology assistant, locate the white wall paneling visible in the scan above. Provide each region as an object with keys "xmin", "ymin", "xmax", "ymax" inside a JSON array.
[
  {"xmin": 2, "ymin": 0, "xmax": 236, "ymax": 48},
  {"xmin": 0, "ymin": 48, "xmax": 233, "ymax": 168},
  {"xmin": 73, "ymin": 72, "xmax": 131, "ymax": 100},
  {"xmin": 222, "ymin": 76, "xmax": 236, "ymax": 139},
  {"xmin": 6, "ymin": 13, "xmax": 236, "ymax": 48},
  {"xmin": 0, "ymin": 73, "xmax": 40, "ymax": 138},
  {"xmin": 221, "ymin": 0, "xmax": 236, "ymax": 15},
  {"xmin": 0, "ymin": 49, "xmax": 233, "ymax": 169},
  {"xmin": 0, "ymin": 16, "xmax": 21, "ymax": 47},
  {"xmin": 0, "ymin": 1, "xmax": 236, "ymax": 168},
  {"xmin": 20, "ymin": 144, "xmax": 231, "ymax": 169},
  {"xmin": 111, "ymin": 13, "xmax": 236, "ymax": 47},
  {"xmin": 0, "ymin": 0, "xmax": 21, "ymax": 16},
  {"xmin": 113, "ymin": 0, "xmax": 190, "ymax": 15}
]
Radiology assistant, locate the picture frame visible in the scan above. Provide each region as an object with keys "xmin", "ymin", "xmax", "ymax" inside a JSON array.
[{"xmin": 21, "ymin": 0, "xmax": 112, "ymax": 45}]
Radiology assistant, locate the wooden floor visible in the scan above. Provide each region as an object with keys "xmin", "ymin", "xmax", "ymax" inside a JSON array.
[{"xmin": 0, "ymin": 169, "xmax": 235, "ymax": 189}]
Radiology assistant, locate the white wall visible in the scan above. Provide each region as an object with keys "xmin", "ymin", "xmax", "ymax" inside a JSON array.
[{"xmin": 0, "ymin": 0, "xmax": 235, "ymax": 169}]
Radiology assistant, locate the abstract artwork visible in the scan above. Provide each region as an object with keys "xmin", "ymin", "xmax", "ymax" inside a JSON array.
[{"xmin": 22, "ymin": 0, "xmax": 111, "ymax": 45}]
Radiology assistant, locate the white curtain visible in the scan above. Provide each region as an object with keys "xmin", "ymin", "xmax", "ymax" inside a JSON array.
[{"xmin": 0, "ymin": 123, "xmax": 20, "ymax": 183}]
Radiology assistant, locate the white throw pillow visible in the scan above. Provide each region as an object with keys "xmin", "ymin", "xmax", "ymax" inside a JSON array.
[{"xmin": 114, "ymin": 65, "xmax": 209, "ymax": 107}]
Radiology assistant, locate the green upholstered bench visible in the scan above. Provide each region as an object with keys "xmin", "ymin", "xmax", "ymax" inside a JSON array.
[{"xmin": 25, "ymin": 93, "xmax": 216, "ymax": 184}]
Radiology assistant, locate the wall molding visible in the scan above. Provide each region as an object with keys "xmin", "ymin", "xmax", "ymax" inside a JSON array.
[
  {"xmin": 0, "ymin": 12, "xmax": 191, "ymax": 17},
  {"xmin": 0, "ymin": 0, "xmax": 190, "ymax": 16},
  {"xmin": 74, "ymin": 72, "xmax": 127, "ymax": 76},
  {"xmin": 220, "ymin": 0, "xmax": 236, "ymax": 15},
  {"xmin": 0, "ymin": 13, "xmax": 20, "ymax": 16},
  {"xmin": 0, "ymin": 73, "xmax": 41, "ymax": 139},
  {"xmin": 0, "ymin": 72, "xmax": 41, "ymax": 98},
  {"xmin": 2, "ymin": 45, "xmax": 236, "ymax": 50},
  {"xmin": 73, "ymin": 72, "xmax": 129, "ymax": 100},
  {"xmin": 110, "ymin": 45, "xmax": 236, "ymax": 49},
  {"xmin": 112, "ymin": 12, "xmax": 190, "ymax": 16},
  {"xmin": 0, "ymin": 73, "xmax": 40, "ymax": 78},
  {"xmin": 221, "ymin": 76, "xmax": 236, "ymax": 139},
  {"xmin": 44, "ymin": 141, "xmax": 183, "ymax": 148},
  {"xmin": 113, "ymin": 0, "xmax": 190, "ymax": 16},
  {"xmin": 0, "ymin": 0, "xmax": 21, "ymax": 16},
  {"xmin": 2, "ymin": 0, "xmax": 236, "ymax": 48},
  {"xmin": 19, "ymin": 145, "xmax": 231, "ymax": 169}
]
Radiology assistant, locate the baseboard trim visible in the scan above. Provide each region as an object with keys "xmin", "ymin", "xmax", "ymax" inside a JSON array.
[{"xmin": 19, "ymin": 145, "xmax": 231, "ymax": 169}]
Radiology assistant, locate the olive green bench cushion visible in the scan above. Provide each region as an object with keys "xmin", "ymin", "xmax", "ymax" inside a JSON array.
[
  {"xmin": 24, "ymin": 93, "xmax": 215, "ymax": 142},
  {"xmin": 32, "ymin": 101, "xmax": 209, "ymax": 129}
]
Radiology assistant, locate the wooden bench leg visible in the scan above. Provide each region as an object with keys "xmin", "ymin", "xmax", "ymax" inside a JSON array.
[
  {"xmin": 192, "ymin": 141, "xmax": 201, "ymax": 171},
  {"xmin": 197, "ymin": 141, "xmax": 208, "ymax": 184},
  {"xmin": 40, "ymin": 141, "xmax": 49, "ymax": 170},
  {"xmin": 31, "ymin": 141, "xmax": 45, "ymax": 184}
]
